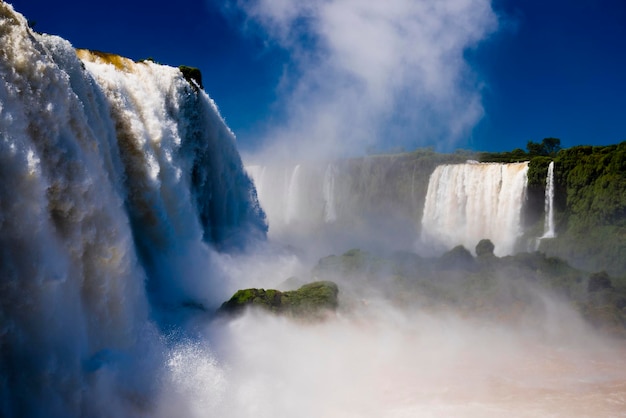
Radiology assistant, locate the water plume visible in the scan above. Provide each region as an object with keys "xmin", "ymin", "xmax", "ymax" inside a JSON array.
[
  {"xmin": 2, "ymin": 3, "xmax": 625, "ymax": 418},
  {"xmin": 230, "ymin": 0, "xmax": 498, "ymax": 159}
]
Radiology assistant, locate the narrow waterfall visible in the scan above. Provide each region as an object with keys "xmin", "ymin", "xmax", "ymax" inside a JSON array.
[
  {"xmin": 421, "ymin": 162, "xmax": 529, "ymax": 256},
  {"xmin": 541, "ymin": 161, "xmax": 556, "ymax": 239},
  {"xmin": 323, "ymin": 164, "xmax": 337, "ymax": 222},
  {"xmin": 285, "ymin": 165, "xmax": 302, "ymax": 224}
]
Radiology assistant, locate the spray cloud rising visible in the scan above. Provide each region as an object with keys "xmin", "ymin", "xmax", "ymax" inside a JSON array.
[
  {"xmin": 230, "ymin": 0, "xmax": 497, "ymax": 159},
  {"xmin": 2, "ymin": 2, "xmax": 626, "ymax": 418}
]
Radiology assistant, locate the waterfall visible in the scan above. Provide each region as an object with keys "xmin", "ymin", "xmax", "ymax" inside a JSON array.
[
  {"xmin": 541, "ymin": 161, "xmax": 556, "ymax": 239},
  {"xmin": 285, "ymin": 165, "xmax": 302, "ymax": 224},
  {"xmin": 323, "ymin": 164, "xmax": 337, "ymax": 222},
  {"xmin": 245, "ymin": 163, "xmax": 334, "ymax": 234},
  {"xmin": 0, "ymin": 4, "xmax": 265, "ymax": 416},
  {"xmin": 421, "ymin": 162, "xmax": 529, "ymax": 256}
]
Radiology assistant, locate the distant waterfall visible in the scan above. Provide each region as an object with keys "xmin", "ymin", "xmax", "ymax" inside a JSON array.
[
  {"xmin": 541, "ymin": 161, "xmax": 556, "ymax": 239},
  {"xmin": 285, "ymin": 165, "xmax": 302, "ymax": 224},
  {"xmin": 323, "ymin": 164, "xmax": 337, "ymax": 222},
  {"xmin": 421, "ymin": 162, "xmax": 529, "ymax": 256},
  {"xmin": 246, "ymin": 163, "xmax": 335, "ymax": 234}
]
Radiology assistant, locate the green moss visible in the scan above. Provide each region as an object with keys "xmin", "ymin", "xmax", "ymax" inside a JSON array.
[{"xmin": 218, "ymin": 281, "xmax": 339, "ymax": 319}]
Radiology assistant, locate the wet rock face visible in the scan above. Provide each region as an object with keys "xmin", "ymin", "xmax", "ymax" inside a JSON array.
[{"xmin": 218, "ymin": 281, "xmax": 339, "ymax": 319}]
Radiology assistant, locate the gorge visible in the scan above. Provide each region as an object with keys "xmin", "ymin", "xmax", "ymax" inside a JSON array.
[{"xmin": 2, "ymin": 3, "xmax": 626, "ymax": 418}]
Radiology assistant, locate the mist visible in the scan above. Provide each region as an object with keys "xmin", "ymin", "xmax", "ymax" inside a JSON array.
[
  {"xmin": 155, "ymin": 245, "xmax": 626, "ymax": 418},
  {"xmin": 2, "ymin": 2, "xmax": 626, "ymax": 417},
  {"xmin": 229, "ymin": 0, "xmax": 497, "ymax": 161}
]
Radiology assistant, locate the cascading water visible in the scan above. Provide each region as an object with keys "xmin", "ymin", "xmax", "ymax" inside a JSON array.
[
  {"xmin": 285, "ymin": 165, "xmax": 302, "ymax": 225},
  {"xmin": 421, "ymin": 162, "xmax": 529, "ymax": 256},
  {"xmin": 245, "ymin": 163, "xmax": 332, "ymax": 234},
  {"xmin": 541, "ymin": 161, "xmax": 556, "ymax": 239},
  {"xmin": 322, "ymin": 164, "xmax": 337, "ymax": 222},
  {"xmin": 0, "ymin": 4, "xmax": 265, "ymax": 416},
  {"xmin": 5, "ymin": 6, "xmax": 626, "ymax": 417}
]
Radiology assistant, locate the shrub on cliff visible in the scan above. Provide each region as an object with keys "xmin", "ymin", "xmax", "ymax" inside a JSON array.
[{"xmin": 179, "ymin": 65, "xmax": 203, "ymax": 90}]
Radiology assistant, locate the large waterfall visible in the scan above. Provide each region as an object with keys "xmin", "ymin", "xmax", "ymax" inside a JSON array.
[
  {"xmin": 420, "ymin": 162, "xmax": 529, "ymax": 256},
  {"xmin": 0, "ymin": 4, "xmax": 264, "ymax": 416},
  {"xmin": 6, "ymin": 5, "xmax": 625, "ymax": 418}
]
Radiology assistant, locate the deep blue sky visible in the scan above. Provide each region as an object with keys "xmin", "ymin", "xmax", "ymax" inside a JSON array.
[{"xmin": 8, "ymin": 0, "xmax": 626, "ymax": 153}]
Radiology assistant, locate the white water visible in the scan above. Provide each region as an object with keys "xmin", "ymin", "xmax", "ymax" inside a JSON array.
[
  {"xmin": 0, "ymin": 4, "xmax": 264, "ymax": 416},
  {"xmin": 285, "ymin": 164, "xmax": 302, "ymax": 225},
  {"xmin": 421, "ymin": 162, "xmax": 529, "ymax": 256},
  {"xmin": 541, "ymin": 161, "xmax": 556, "ymax": 239},
  {"xmin": 246, "ymin": 163, "xmax": 332, "ymax": 233},
  {"xmin": 323, "ymin": 164, "xmax": 337, "ymax": 222},
  {"xmin": 3, "ymin": 4, "xmax": 626, "ymax": 418}
]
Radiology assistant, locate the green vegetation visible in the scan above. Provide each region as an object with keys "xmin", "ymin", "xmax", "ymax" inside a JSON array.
[
  {"xmin": 554, "ymin": 142, "xmax": 626, "ymax": 228},
  {"xmin": 479, "ymin": 137, "xmax": 561, "ymax": 163},
  {"xmin": 343, "ymin": 139, "xmax": 625, "ymax": 276},
  {"xmin": 526, "ymin": 156, "xmax": 552, "ymax": 187},
  {"xmin": 218, "ymin": 281, "xmax": 339, "ymax": 319},
  {"xmin": 527, "ymin": 137, "xmax": 561, "ymax": 157},
  {"xmin": 178, "ymin": 65, "xmax": 203, "ymax": 90},
  {"xmin": 479, "ymin": 147, "xmax": 528, "ymax": 163},
  {"xmin": 538, "ymin": 141, "xmax": 626, "ymax": 276}
]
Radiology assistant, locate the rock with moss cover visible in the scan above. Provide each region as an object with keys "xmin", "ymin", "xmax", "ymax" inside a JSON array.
[{"xmin": 218, "ymin": 281, "xmax": 339, "ymax": 319}]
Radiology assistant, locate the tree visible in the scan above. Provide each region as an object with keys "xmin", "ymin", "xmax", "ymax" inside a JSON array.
[
  {"xmin": 526, "ymin": 140, "xmax": 546, "ymax": 156},
  {"xmin": 526, "ymin": 137, "xmax": 562, "ymax": 157},
  {"xmin": 542, "ymin": 137, "xmax": 561, "ymax": 156}
]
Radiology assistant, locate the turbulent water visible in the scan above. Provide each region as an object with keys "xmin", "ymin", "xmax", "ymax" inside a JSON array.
[
  {"xmin": 421, "ymin": 162, "xmax": 529, "ymax": 256},
  {"xmin": 0, "ymin": 4, "xmax": 264, "ymax": 416},
  {"xmin": 2, "ymin": 3, "xmax": 626, "ymax": 418}
]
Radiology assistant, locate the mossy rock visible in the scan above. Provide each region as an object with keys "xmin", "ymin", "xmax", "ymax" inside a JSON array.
[{"xmin": 218, "ymin": 281, "xmax": 339, "ymax": 319}]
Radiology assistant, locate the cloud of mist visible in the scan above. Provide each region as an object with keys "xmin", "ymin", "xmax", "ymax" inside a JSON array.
[
  {"xmin": 143, "ymin": 242, "xmax": 626, "ymax": 418},
  {"xmin": 156, "ymin": 279, "xmax": 626, "ymax": 418},
  {"xmin": 230, "ymin": 0, "xmax": 497, "ymax": 160}
]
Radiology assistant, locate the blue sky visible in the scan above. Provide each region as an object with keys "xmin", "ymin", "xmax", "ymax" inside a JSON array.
[{"xmin": 9, "ymin": 0, "xmax": 626, "ymax": 156}]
